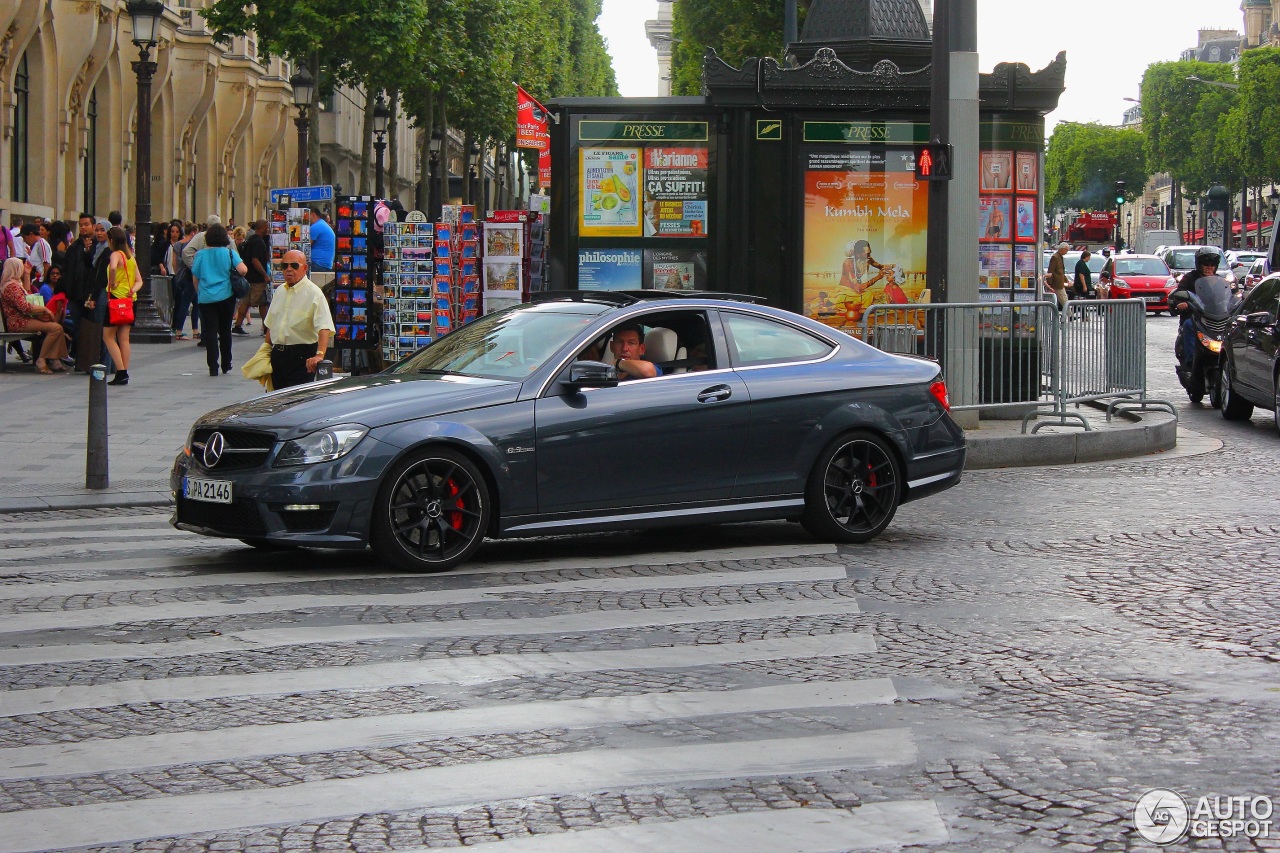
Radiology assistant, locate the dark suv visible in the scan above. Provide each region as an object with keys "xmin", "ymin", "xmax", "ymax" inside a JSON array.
[{"xmin": 1220, "ymin": 274, "xmax": 1280, "ymax": 433}]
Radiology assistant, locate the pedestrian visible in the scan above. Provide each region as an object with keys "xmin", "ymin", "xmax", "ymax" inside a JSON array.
[
  {"xmin": 233, "ymin": 219, "xmax": 271, "ymax": 336},
  {"xmin": 263, "ymin": 250, "xmax": 334, "ymax": 389},
  {"xmin": 1044, "ymin": 242, "xmax": 1071, "ymax": 309},
  {"xmin": 18, "ymin": 224, "xmax": 53, "ymax": 286},
  {"xmin": 167, "ymin": 221, "xmax": 199, "ymax": 340},
  {"xmin": 1072, "ymin": 249, "xmax": 1094, "ymax": 299},
  {"xmin": 100, "ymin": 226, "xmax": 142, "ymax": 386},
  {"xmin": 189, "ymin": 222, "xmax": 247, "ymax": 377},
  {"xmin": 107, "ymin": 210, "xmax": 122, "ymax": 228},
  {"xmin": 307, "ymin": 208, "xmax": 335, "ymax": 272},
  {"xmin": 0, "ymin": 217, "xmax": 17, "ymax": 264},
  {"xmin": 0, "ymin": 258, "xmax": 69, "ymax": 373}
]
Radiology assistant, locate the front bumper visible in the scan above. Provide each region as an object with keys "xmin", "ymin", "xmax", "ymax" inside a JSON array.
[{"xmin": 169, "ymin": 444, "xmax": 391, "ymax": 548}]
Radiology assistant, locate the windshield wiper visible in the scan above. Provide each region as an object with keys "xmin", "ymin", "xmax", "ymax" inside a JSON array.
[{"xmin": 415, "ymin": 368, "xmax": 463, "ymax": 376}]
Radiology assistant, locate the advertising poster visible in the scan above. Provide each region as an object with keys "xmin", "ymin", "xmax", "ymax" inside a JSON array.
[
  {"xmin": 642, "ymin": 147, "xmax": 709, "ymax": 237},
  {"xmin": 1206, "ymin": 210, "xmax": 1225, "ymax": 247},
  {"xmin": 802, "ymin": 149, "xmax": 929, "ymax": 332},
  {"xmin": 1015, "ymin": 198, "xmax": 1037, "ymax": 242},
  {"xmin": 580, "ymin": 148, "xmax": 642, "ymax": 237},
  {"xmin": 980, "ymin": 196, "xmax": 1012, "ymax": 241},
  {"xmin": 979, "ymin": 244, "xmax": 1013, "ymax": 290},
  {"xmin": 980, "ymin": 151, "xmax": 1014, "ymax": 191},
  {"xmin": 643, "ymin": 249, "xmax": 706, "ymax": 290},
  {"xmin": 578, "ymin": 249, "xmax": 642, "ymax": 290},
  {"xmin": 1014, "ymin": 246, "xmax": 1041, "ymax": 292},
  {"xmin": 1016, "ymin": 151, "xmax": 1039, "ymax": 192}
]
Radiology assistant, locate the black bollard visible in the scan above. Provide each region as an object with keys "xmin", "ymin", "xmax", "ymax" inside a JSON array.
[
  {"xmin": 315, "ymin": 359, "xmax": 334, "ymax": 381},
  {"xmin": 86, "ymin": 363, "xmax": 109, "ymax": 489}
]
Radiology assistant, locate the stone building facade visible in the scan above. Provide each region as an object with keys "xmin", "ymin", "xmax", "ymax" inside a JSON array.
[{"xmin": 1, "ymin": 0, "xmax": 416, "ymax": 227}]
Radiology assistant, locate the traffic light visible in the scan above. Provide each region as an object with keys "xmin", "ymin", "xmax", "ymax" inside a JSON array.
[
  {"xmin": 1115, "ymin": 180, "xmax": 1126, "ymax": 205},
  {"xmin": 914, "ymin": 143, "xmax": 954, "ymax": 181}
]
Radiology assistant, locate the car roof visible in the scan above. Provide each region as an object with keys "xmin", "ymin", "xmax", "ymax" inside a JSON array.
[{"xmin": 532, "ymin": 290, "xmax": 768, "ymax": 308}]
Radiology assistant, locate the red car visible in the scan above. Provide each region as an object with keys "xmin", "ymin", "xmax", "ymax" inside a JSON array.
[{"xmin": 1108, "ymin": 254, "xmax": 1178, "ymax": 314}]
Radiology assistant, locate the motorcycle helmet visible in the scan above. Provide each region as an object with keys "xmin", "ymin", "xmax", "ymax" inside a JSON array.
[{"xmin": 1195, "ymin": 247, "xmax": 1221, "ymax": 268}]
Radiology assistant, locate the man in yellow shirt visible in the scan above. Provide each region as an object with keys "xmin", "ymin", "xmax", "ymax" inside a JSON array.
[{"xmin": 263, "ymin": 250, "xmax": 335, "ymax": 388}]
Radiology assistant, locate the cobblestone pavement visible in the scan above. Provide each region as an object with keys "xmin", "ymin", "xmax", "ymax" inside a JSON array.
[{"xmin": 1, "ymin": 318, "xmax": 1279, "ymax": 852}]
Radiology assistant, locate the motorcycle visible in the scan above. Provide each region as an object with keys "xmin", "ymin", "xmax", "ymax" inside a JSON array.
[{"xmin": 1168, "ymin": 274, "xmax": 1240, "ymax": 405}]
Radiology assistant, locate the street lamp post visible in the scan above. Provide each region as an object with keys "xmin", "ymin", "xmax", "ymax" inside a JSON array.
[
  {"xmin": 1126, "ymin": 211, "xmax": 1133, "ymax": 250},
  {"xmin": 428, "ymin": 127, "xmax": 443, "ymax": 221},
  {"xmin": 469, "ymin": 139, "xmax": 482, "ymax": 217},
  {"xmin": 1187, "ymin": 199, "xmax": 1197, "ymax": 242},
  {"xmin": 126, "ymin": 0, "xmax": 171, "ymax": 344},
  {"xmin": 372, "ymin": 93, "xmax": 390, "ymax": 199},
  {"xmin": 289, "ymin": 66, "xmax": 314, "ymax": 186}
]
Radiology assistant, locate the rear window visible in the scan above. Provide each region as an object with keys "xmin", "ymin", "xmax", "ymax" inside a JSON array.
[
  {"xmin": 721, "ymin": 312, "xmax": 834, "ymax": 367},
  {"xmin": 1114, "ymin": 258, "xmax": 1169, "ymax": 277},
  {"xmin": 1169, "ymin": 250, "xmax": 1217, "ymax": 269}
]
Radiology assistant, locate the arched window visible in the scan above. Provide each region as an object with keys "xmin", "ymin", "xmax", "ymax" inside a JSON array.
[
  {"xmin": 84, "ymin": 87, "xmax": 98, "ymax": 213},
  {"xmin": 12, "ymin": 51, "xmax": 29, "ymax": 202}
]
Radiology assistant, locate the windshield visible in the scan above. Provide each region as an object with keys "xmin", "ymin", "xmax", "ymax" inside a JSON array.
[
  {"xmin": 1193, "ymin": 275, "xmax": 1236, "ymax": 320},
  {"xmin": 1114, "ymin": 258, "xmax": 1170, "ymax": 277},
  {"xmin": 1170, "ymin": 250, "xmax": 1218, "ymax": 270},
  {"xmin": 387, "ymin": 306, "xmax": 599, "ymax": 381},
  {"xmin": 1067, "ymin": 254, "xmax": 1106, "ymax": 273}
]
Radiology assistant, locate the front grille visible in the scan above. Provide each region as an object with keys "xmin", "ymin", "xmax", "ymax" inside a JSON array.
[
  {"xmin": 190, "ymin": 428, "xmax": 276, "ymax": 472},
  {"xmin": 1202, "ymin": 317, "xmax": 1228, "ymax": 336},
  {"xmin": 176, "ymin": 496, "xmax": 267, "ymax": 535}
]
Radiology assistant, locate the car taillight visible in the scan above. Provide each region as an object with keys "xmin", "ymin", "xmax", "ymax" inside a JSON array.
[{"xmin": 929, "ymin": 379, "xmax": 951, "ymax": 412}]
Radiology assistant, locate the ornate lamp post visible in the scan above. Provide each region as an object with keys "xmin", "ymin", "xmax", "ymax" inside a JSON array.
[
  {"xmin": 1126, "ymin": 211, "xmax": 1133, "ymax": 251},
  {"xmin": 289, "ymin": 65, "xmax": 314, "ymax": 186},
  {"xmin": 372, "ymin": 93, "xmax": 390, "ymax": 198},
  {"xmin": 428, "ymin": 126, "xmax": 443, "ymax": 220},
  {"xmin": 468, "ymin": 139, "xmax": 481, "ymax": 216},
  {"xmin": 1187, "ymin": 198, "xmax": 1197, "ymax": 242},
  {"xmin": 126, "ymin": 0, "xmax": 171, "ymax": 343}
]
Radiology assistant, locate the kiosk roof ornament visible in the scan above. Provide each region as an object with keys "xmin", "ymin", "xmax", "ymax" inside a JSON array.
[{"xmin": 789, "ymin": 0, "xmax": 932, "ymax": 71}]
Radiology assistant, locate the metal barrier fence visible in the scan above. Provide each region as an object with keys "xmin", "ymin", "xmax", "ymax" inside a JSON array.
[{"xmin": 859, "ymin": 298, "xmax": 1174, "ymax": 432}]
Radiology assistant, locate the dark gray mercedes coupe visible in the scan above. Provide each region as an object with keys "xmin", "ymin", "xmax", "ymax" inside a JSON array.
[{"xmin": 172, "ymin": 292, "xmax": 965, "ymax": 571}]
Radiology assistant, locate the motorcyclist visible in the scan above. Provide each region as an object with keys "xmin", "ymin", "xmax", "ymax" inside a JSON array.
[{"xmin": 1170, "ymin": 247, "xmax": 1221, "ymax": 371}]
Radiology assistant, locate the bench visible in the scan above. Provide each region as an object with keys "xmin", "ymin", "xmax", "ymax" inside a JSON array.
[{"xmin": 0, "ymin": 306, "xmax": 40, "ymax": 373}]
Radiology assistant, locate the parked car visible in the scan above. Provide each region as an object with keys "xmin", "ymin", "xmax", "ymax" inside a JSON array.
[
  {"xmin": 1219, "ymin": 273, "xmax": 1280, "ymax": 434},
  {"xmin": 1243, "ymin": 257, "xmax": 1269, "ymax": 290},
  {"xmin": 1159, "ymin": 246, "xmax": 1236, "ymax": 286},
  {"xmin": 171, "ymin": 292, "xmax": 967, "ymax": 571},
  {"xmin": 1107, "ymin": 255, "xmax": 1177, "ymax": 313}
]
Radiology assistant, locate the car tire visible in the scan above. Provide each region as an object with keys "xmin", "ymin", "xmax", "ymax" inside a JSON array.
[
  {"xmin": 1220, "ymin": 363, "xmax": 1254, "ymax": 421},
  {"xmin": 371, "ymin": 447, "xmax": 491, "ymax": 573},
  {"xmin": 801, "ymin": 431, "xmax": 902, "ymax": 544}
]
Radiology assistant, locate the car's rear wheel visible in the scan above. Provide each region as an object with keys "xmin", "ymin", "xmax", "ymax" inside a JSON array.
[
  {"xmin": 1220, "ymin": 363, "xmax": 1254, "ymax": 421},
  {"xmin": 801, "ymin": 431, "xmax": 901, "ymax": 544},
  {"xmin": 371, "ymin": 447, "xmax": 490, "ymax": 572}
]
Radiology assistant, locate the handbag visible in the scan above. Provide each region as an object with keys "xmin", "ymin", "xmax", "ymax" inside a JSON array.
[
  {"xmin": 108, "ymin": 297, "xmax": 135, "ymax": 325},
  {"xmin": 229, "ymin": 247, "xmax": 250, "ymax": 299}
]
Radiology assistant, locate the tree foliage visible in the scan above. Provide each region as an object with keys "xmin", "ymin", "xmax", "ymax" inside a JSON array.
[
  {"xmin": 1225, "ymin": 47, "xmax": 1280, "ymax": 186},
  {"xmin": 670, "ymin": 0, "xmax": 810, "ymax": 96},
  {"xmin": 1044, "ymin": 122, "xmax": 1148, "ymax": 212},
  {"xmin": 1139, "ymin": 60, "xmax": 1239, "ymax": 195}
]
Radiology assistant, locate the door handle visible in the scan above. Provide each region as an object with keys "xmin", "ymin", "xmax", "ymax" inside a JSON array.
[{"xmin": 697, "ymin": 385, "xmax": 732, "ymax": 403}]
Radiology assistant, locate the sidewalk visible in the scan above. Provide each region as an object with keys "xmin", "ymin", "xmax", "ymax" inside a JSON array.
[{"xmin": 0, "ymin": 335, "xmax": 1187, "ymax": 512}]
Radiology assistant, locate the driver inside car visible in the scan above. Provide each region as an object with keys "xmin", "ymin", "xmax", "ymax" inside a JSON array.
[{"xmin": 608, "ymin": 322, "xmax": 661, "ymax": 380}]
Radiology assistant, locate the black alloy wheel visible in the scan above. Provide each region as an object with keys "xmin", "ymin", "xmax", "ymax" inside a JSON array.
[
  {"xmin": 372, "ymin": 448, "xmax": 490, "ymax": 572},
  {"xmin": 1220, "ymin": 362, "xmax": 1255, "ymax": 421},
  {"xmin": 802, "ymin": 431, "xmax": 902, "ymax": 544}
]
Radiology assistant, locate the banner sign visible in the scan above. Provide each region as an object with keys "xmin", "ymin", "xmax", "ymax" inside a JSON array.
[
  {"xmin": 516, "ymin": 86, "xmax": 550, "ymax": 151},
  {"xmin": 539, "ymin": 148, "xmax": 551, "ymax": 189},
  {"xmin": 270, "ymin": 185, "xmax": 334, "ymax": 204}
]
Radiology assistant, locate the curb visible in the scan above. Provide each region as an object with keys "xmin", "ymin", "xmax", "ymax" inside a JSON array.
[
  {"xmin": 0, "ymin": 491, "xmax": 173, "ymax": 514},
  {"xmin": 963, "ymin": 409, "xmax": 1178, "ymax": 470}
]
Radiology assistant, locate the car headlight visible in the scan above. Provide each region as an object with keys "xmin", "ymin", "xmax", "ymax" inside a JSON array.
[{"xmin": 274, "ymin": 425, "xmax": 368, "ymax": 467}]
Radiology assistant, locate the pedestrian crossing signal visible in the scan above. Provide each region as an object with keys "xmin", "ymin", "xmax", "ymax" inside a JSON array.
[{"xmin": 914, "ymin": 143, "xmax": 953, "ymax": 181}]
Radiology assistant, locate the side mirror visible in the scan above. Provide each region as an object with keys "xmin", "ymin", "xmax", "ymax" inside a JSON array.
[
  {"xmin": 1245, "ymin": 311, "xmax": 1272, "ymax": 328},
  {"xmin": 566, "ymin": 360, "xmax": 619, "ymax": 390}
]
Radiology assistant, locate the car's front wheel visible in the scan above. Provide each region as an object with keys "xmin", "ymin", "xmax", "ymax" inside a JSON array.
[
  {"xmin": 802, "ymin": 431, "xmax": 902, "ymax": 544},
  {"xmin": 1220, "ymin": 363, "xmax": 1254, "ymax": 421},
  {"xmin": 371, "ymin": 447, "xmax": 490, "ymax": 572}
]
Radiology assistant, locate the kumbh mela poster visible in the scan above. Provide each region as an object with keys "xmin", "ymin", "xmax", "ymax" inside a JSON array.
[{"xmin": 803, "ymin": 149, "xmax": 929, "ymax": 333}]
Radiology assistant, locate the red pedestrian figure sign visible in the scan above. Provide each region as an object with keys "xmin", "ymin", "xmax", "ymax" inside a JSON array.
[{"xmin": 914, "ymin": 143, "xmax": 953, "ymax": 181}]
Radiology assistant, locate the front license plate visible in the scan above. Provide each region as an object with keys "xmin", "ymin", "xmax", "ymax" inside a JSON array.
[
  {"xmin": 184, "ymin": 477, "xmax": 233, "ymax": 504},
  {"xmin": 1143, "ymin": 295, "xmax": 1161, "ymax": 302}
]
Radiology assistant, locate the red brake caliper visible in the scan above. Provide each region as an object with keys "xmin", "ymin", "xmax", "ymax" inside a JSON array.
[{"xmin": 446, "ymin": 479, "xmax": 464, "ymax": 530}]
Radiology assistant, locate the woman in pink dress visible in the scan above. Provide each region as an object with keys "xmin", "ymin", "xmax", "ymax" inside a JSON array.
[{"xmin": 1, "ymin": 258, "xmax": 68, "ymax": 373}]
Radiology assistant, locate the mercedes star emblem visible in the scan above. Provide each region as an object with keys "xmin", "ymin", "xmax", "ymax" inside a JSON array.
[{"xmin": 203, "ymin": 432, "xmax": 226, "ymax": 468}]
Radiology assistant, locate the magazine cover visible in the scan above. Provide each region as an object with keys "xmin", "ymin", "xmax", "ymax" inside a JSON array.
[
  {"xmin": 580, "ymin": 147, "xmax": 642, "ymax": 237},
  {"xmin": 1015, "ymin": 151, "xmax": 1039, "ymax": 192},
  {"xmin": 980, "ymin": 151, "xmax": 1014, "ymax": 192},
  {"xmin": 642, "ymin": 147, "xmax": 708, "ymax": 238},
  {"xmin": 643, "ymin": 249, "xmax": 706, "ymax": 290},
  {"xmin": 979, "ymin": 196, "xmax": 1012, "ymax": 242},
  {"xmin": 578, "ymin": 249, "xmax": 642, "ymax": 290}
]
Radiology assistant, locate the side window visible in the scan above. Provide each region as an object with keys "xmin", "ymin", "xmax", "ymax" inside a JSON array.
[
  {"xmin": 721, "ymin": 312, "xmax": 834, "ymax": 367},
  {"xmin": 1242, "ymin": 280, "xmax": 1280, "ymax": 316}
]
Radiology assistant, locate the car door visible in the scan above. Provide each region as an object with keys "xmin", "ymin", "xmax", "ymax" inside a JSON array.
[
  {"xmin": 1231, "ymin": 279, "xmax": 1280, "ymax": 398},
  {"xmin": 714, "ymin": 309, "xmax": 841, "ymax": 499},
  {"xmin": 532, "ymin": 311, "xmax": 751, "ymax": 515}
]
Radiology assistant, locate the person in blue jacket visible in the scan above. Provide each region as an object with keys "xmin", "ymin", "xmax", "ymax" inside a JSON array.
[{"xmin": 307, "ymin": 208, "xmax": 335, "ymax": 271}]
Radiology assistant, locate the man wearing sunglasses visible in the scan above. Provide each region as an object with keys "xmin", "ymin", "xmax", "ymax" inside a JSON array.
[{"xmin": 262, "ymin": 250, "xmax": 335, "ymax": 388}]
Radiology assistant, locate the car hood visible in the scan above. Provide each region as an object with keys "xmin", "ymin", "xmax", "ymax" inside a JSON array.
[
  {"xmin": 1115, "ymin": 275, "xmax": 1169, "ymax": 286},
  {"xmin": 194, "ymin": 373, "xmax": 521, "ymax": 438}
]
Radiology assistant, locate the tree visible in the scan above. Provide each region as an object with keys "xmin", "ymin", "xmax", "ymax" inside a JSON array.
[
  {"xmin": 1044, "ymin": 122, "xmax": 1148, "ymax": 212},
  {"xmin": 670, "ymin": 0, "xmax": 811, "ymax": 96},
  {"xmin": 1140, "ymin": 60, "xmax": 1238, "ymax": 196},
  {"xmin": 1227, "ymin": 47, "xmax": 1280, "ymax": 186}
]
